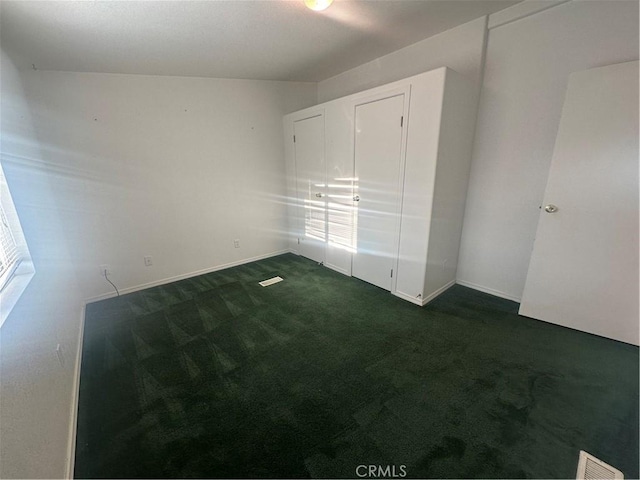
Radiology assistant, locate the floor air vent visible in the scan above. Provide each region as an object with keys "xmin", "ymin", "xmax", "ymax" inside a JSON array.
[
  {"xmin": 259, "ymin": 276, "xmax": 283, "ymax": 287},
  {"xmin": 576, "ymin": 451, "xmax": 623, "ymax": 480}
]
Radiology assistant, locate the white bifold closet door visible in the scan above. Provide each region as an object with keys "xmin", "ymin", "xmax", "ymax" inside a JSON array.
[
  {"xmin": 294, "ymin": 115, "xmax": 326, "ymax": 264},
  {"xmin": 352, "ymin": 94, "xmax": 405, "ymax": 290}
]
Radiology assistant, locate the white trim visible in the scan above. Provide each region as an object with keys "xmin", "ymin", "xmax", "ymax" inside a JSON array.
[
  {"xmin": 392, "ymin": 280, "xmax": 457, "ymax": 307},
  {"xmin": 488, "ymin": 0, "xmax": 571, "ymax": 29},
  {"xmin": 0, "ymin": 255, "xmax": 20, "ymax": 292},
  {"xmin": 455, "ymin": 279, "xmax": 521, "ymax": 303},
  {"xmin": 324, "ymin": 262, "xmax": 349, "ymax": 276},
  {"xmin": 86, "ymin": 250, "xmax": 290, "ymax": 303},
  {"xmin": 393, "ymin": 290, "xmax": 423, "ymax": 306},
  {"xmin": 0, "ymin": 261, "xmax": 35, "ymax": 328},
  {"xmin": 421, "ymin": 280, "xmax": 456, "ymax": 306},
  {"xmin": 66, "ymin": 305, "xmax": 86, "ymax": 479},
  {"xmin": 287, "ymin": 108, "xmax": 325, "ymax": 124}
]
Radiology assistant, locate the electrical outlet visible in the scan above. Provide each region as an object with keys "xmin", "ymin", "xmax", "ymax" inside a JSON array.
[
  {"xmin": 99, "ymin": 264, "xmax": 110, "ymax": 276},
  {"xmin": 144, "ymin": 256, "xmax": 153, "ymax": 266},
  {"xmin": 234, "ymin": 239, "xmax": 240, "ymax": 248}
]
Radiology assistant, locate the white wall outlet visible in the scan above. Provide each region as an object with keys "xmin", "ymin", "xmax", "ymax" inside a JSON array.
[
  {"xmin": 234, "ymin": 239, "xmax": 240, "ymax": 248},
  {"xmin": 99, "ymin": 264, "xmax": 110, "ymax": 276},
  {"xmin": 144, "ymin": 255, "xmax": 153, "ymax": 266}
]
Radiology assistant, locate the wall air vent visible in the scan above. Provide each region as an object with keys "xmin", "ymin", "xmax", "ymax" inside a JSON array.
[
  {"xmin": 258, "ymin": 276, "xmax": 284, "ymax": 287},
  {"xmin": 576, "ymin": 450, "xmax": 623, "ymax": 480}
]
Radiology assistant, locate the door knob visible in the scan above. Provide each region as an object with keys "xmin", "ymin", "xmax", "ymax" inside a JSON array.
[
  {"xmin": 544, "ymin": 204, "xmax": 558, "ymax": 213},
  {"xmin": 353, "ymin": 195, "xmax": 360, "ymax": 202}
]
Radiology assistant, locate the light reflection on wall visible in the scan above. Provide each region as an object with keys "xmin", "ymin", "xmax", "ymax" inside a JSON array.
[
  {"xmin": 304, "ymin": 177, "xmax": 358, "ymax": 253},
  {"xmin": 302, "ymin": 181, "xmax": 326, "ymax": 242}
]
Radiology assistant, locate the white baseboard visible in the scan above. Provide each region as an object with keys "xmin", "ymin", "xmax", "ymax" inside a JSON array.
[
  {"xmin": 421, "ymin": 280, "xmax": 457, "ymax": 305},
  {"xmin": 86, "ymin": 250, "xmax": 290, "ymax": 303},
  {"xmin": 290, "ymin": 251, "xmax": 351, "ymax": 277},
  {"xmin": 324, "ymin": 263, "xmax": 349, "ymax": 277},
  {"xmin": 394, "ymin": 280, "xmax": 457, "ymax": 306},
  {"xmin": 66, "ymin": 305, "xmax": 86, "ymax": 479},
  {"xmin": 455, "ymin": 279, "xmax": 521, "ymax": 303},
  {"xmin": 393, "ymin": 289, "xmax": 424, "ymax": 306}
]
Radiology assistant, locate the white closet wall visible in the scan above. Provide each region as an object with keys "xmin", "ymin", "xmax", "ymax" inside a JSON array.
[{"xmin": 284, "ymin": 67, "xmax": 476, "ymax": 305}]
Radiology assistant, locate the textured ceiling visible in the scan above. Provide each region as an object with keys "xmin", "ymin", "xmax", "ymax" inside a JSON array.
[{"xmin": 0, "ymin": 0, "xmax": 520, "ymax": 82}]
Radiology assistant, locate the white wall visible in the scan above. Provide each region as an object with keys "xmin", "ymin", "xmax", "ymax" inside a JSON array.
[
  {"xmin": 14, "ymin": 70, "xmax": 316, "ymax": 301},
  {"xmin": 317, "ymin": 16, "xmax": 487, "ymax": 103},
  {"xmin": 456, "ymin": 0, "xmax": 639, "ymax": 301},
  {"xmin": 1, "ymin": 49, "xmax": 85, "ymax": 480},
  {"xmin": 0, "ymin": 53, "xmax": 316, "ymax": 478}
]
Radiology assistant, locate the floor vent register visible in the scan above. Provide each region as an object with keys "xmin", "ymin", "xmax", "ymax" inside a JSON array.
[
  {"xmin": 258, "ymin": 276, "xmax": 284, "ymax": 287},
  {"xmin": 576, "ymin": 451, "xmax": 623, "ymax": 480}
]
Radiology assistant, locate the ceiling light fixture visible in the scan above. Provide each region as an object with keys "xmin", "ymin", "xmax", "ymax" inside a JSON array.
[{"xmin": 304, "ymin": 0, "xmax": 334, "ymax": 11}]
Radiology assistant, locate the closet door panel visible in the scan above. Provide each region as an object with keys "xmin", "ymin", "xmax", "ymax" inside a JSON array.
[
  {"xmin": 352, "ymin": 94, "xmax": 404, "ymax": 290},
  {"xmin": 325, "ymin": 103, "xmax": 356, "ymax": 275},
  {"xmin": 294, "ymin": 115, "xmax": 326, "ymax": 264}
]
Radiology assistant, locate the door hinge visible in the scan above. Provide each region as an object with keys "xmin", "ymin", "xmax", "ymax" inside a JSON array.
[
  {"xmin": 293, "ymin": 135, "xmax": 296, "ymax": 143},
  {"xmin": 390, "ymin": 269, "xmax": 393, "ymax": 278},
  {"xmin": 400, "ymin": 116, "xmax": 403, "ymax": 127}
]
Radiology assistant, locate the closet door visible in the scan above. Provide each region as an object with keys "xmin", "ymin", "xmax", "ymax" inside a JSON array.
[
  {"xmin": 294, "ymin": 115, "xmax": 326, "ymax": 264},
  {"xmin": 352, "ymin": 94, "xmax": 405, "ymax": 290}
]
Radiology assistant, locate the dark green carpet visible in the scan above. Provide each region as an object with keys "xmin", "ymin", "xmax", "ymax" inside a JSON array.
[{"xmin": 74, "ymin": 254, "xmax": 639, "ymax": 479}]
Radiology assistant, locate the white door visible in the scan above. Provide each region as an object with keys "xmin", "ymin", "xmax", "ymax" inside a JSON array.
[
  {"xmin": 352, "ymin": 94, "xmax": 405, "ymax": 290},
  {"xmin": 294, "ymin": 115, "xmax": 326, "ymax": 264},
  {"xmin": 519, "ymin": 61, "xmax": 639, "ymax": 345}
]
